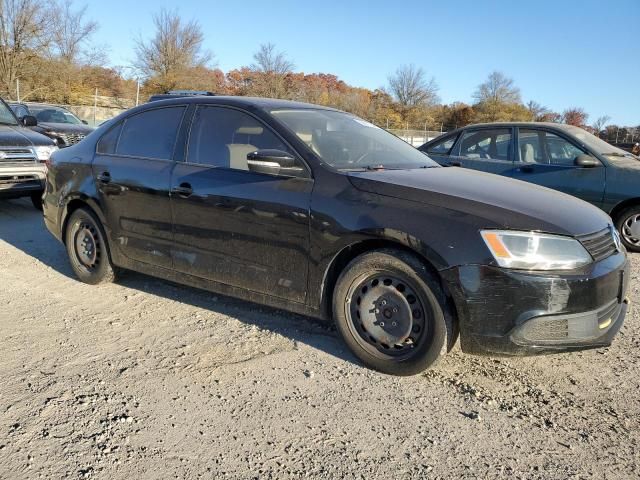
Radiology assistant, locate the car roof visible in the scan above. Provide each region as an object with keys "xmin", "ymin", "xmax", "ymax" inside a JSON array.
[
  {"xmin": 144, "ymin": 95, "xmax": 340, "ymax": 112},
  {"xmin": 424, "ymin": 122, "xmax": 581, "ymax": 144}
]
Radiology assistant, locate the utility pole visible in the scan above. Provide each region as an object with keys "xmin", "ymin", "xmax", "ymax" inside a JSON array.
[{"xmin": 16, "ymin": 79, "xmax": 20, "ymax": 102}]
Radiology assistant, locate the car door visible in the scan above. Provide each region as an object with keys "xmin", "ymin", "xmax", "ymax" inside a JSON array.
[
  {"xmin": 92, "ymin": 105, "xmax": 186, "ymax": 268},
  {"xmin": 170, "ymin": 105, "xmax": 313, "ymax": 303},
  {"xmin": 511, "ymin": 127, "xmax": 605, "ymax": 206},
  {"xmin": 447, "ymin": 127, "xmax": 515, "ymax": 176},
  {"xmin": 419, "ymin": 133, "xmax": 460, "ymax": 165}
]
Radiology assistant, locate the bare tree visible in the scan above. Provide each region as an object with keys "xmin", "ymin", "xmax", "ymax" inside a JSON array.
[
  {"xmin": 591, "ymin": 115, "xmax": 611, "ymax": 134},
  {"xmin": 474, "ymin": 71, "xmax": 521, "ymax": 104},
  {"xmin": 0, "ymin": 0, "xmax": 54, "ymax": 97},
  {"xmin": 135, "ymin": 9, "xmax": 212, "ymax": 89},
  {"xmin": 526, "ymin": 100, "xmax": 552, "ymax": 121},
  {"xmin": 51, "ymin": 0, "xmax": 97, "ymax": 64},
  {"xmin": 248, "ymin": 43, "xmax": 294, "ymax": 98},
  {"xmin": 251, "ymin": 42, "xmax": 294, "ymax": 75},
  {"xmin": 387, "ymin": 64, "xmax": 439, "ymax": 107}
]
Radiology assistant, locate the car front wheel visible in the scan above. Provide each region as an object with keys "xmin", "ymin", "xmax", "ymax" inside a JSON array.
[
  {"xmin": 615, "ymin": 205, "xmax": 640, "ymax": 252},
  {"xmin": 332, "ymin": 249, "xmax": 455, "ymax": 376},
  {"xmin": 65, "ymin": 207, "xmax": 117, "ymax": 284}
]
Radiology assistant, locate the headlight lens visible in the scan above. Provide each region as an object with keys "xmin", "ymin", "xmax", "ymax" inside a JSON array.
[
  {"xmin": 33, "ymin": 145, "xmax": 58, "ymax": 161},
  {"xmin": 481, "ymin": 230, "xmax": 592, "ymax": 270}
]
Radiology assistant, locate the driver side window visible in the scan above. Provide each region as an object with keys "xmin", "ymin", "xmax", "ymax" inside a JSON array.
[{"xmin": 187, "ymin": 106, "xmax": 306, "ymax": 176}]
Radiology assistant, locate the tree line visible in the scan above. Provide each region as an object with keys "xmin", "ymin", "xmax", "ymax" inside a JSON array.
[{"xmin": 0, "ymin": 2, "xmax": 637, "ymax": 143}]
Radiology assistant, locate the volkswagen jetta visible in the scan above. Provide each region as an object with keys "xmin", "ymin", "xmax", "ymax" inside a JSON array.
[{"xmin": 43, "ymin": 97, "xmax": 629, "ymax": 375}]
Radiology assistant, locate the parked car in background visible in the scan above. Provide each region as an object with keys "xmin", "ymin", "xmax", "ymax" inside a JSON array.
[
  {"xmin": 43, "ymin": 97, "xmax": 628, "ymax": 375},
  {"xmin": 9, "ymin": 102, "xmax": 94, "ymax": 148},
  {"xmin": 0, "ymin": 98, "xmax": 57, "ymax": 209},
  {"xmin": 419, "ymin": 123, "xmax": 640, "ymax": 251}
]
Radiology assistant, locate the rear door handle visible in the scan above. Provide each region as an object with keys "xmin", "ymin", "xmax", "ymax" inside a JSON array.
[
  {"xmin": 96, "ymin": 172, "xmax": 111, "ymax": 183},
  {"xmin": 171, "ymin": 183, "xmax": 193, "ymax": 197}
]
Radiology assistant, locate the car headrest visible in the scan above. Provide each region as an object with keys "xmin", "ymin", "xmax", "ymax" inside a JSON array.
[{"xmin": 235, "ymin": 126, "xmax": 263, "ymax": 135}]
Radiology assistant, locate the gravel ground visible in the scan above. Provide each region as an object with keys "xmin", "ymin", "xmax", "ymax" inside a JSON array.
[{"xmin": 0, "ymin": 198, "xmax": 638, "ymax": 480}]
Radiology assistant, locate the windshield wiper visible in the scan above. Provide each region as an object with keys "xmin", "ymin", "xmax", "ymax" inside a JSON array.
[{"xmin": 602, "ymin": 152, "xmax": 628, "ymax": 157}]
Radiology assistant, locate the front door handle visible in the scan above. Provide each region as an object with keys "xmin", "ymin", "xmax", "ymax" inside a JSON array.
[
  {"xmin": 449, "ymin": 161, "xmax": 461, "ymax": 167},
  {"xmin": 96, "ymin": 172, "xmax": 111, "ymax": 183},
  {"xmin": 171, "ymin": 183, "xmax": 193, "ymax": 198},
  {"xmin": 518, "ymin": 165, "xmax": 535, "ymax": 173}
]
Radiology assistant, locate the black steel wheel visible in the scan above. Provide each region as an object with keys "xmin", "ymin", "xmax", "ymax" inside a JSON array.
[
  {"xmin": 65, "ymin": 207, "xmax": 116, "ymax": 284},
  {"xmin": 333, "ymin": 249, "xmax": 455, "ymax": 375}
]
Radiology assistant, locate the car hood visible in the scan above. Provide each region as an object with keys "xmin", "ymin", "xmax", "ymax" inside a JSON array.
[
  {"xmin": 0, "ymin": 124, "xmax": 55, "ymax": 146},
  {"xmin": 37, "ymin": 122, "xmax": 94, "ymax": 135},
  {"xmin": 348, "ymin": 167, "xmax": 611, "ymax": 237}
]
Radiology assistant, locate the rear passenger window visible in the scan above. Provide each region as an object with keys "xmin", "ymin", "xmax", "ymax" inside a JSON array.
[
  {"xmin": 187, "ymin": 106, "xmax": 292, "ymax": 171},
  {"xmin": 425, "ymin": 134, "xmax": 458, "ymax": 155},
  {"xmin": 116, "ymin": 107, "xmax": 185, "ymax": 160},
  {"xmin": 459, "ymin": 129, "xmax": 512, "ymax": 161},
  {"xmin": 96, "ymin": 122, "xmax": 122, "ymax": 154}
]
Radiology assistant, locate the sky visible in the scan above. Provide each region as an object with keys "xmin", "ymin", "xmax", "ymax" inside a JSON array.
[{"xmin": 87, "ymin": 0, "xmax": 640, "ymax": 126}]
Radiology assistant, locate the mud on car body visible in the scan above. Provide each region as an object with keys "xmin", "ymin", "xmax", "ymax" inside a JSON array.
[{"xmin": 43, "ymin": 96, "xmax": 629, "ymax": 375}]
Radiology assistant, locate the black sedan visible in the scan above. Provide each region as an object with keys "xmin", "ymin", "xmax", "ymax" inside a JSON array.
[
  {"xmin": 419, "ymin": 123, "xmax": 640, "ymax": 251},
  {"xmin": 43, "ymin": 97, "xmax": 629, "ymax": 375}
]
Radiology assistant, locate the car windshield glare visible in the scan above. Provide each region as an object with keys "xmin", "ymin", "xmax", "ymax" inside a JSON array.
[
  {"xmin": 0, "ymin": 102, "xmax": 18, "ymax": 125},
  {"xmin": 270, "ymin": 109, "xmax": 438, "ymax": 170}
]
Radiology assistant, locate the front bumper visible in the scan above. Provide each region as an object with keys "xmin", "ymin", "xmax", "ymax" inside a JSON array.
[
  {"xmin": 0, "ymin": 164, "xmax": 46, "ymax": 198},
  {"xmin": 441, "ymin": 252, "xmax": 630, "ymax": 356}
]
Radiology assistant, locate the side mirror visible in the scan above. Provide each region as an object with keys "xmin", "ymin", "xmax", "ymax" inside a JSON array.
[
  {"xmin": 574, "ymin": 154, "xmax": 599, "ymax": 168},
  {"xmin": 247, "ymin": 149, "xmax": 300, "ymax": 176},
  {"xmin": 82, "ymin": 120, "xmax": 88, "ymax": 125},
  {"xmin": 22, "ymin": 115, "xmax": 37, "ymax": 127}
]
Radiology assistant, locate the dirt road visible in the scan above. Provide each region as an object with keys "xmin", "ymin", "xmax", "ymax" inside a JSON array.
[{"xmin": 0, "ymin": 198, "xmax": 638, "ymax": 479}]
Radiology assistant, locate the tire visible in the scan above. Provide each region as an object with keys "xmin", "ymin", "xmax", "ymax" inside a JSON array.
[
  {"xmin": 332, "ymin": 249, "xmax": 456, "ymax": 376},
  {"xmin": 615, "ymin": 205, "xmax": 640, "ymax": 252},
  {"xmin": 64, "ymin": 207, "xmax": 117, "ymax": 284},
  {"xmin": 30, "ymin": 191, "xmax": 43, "ymax": 211}
]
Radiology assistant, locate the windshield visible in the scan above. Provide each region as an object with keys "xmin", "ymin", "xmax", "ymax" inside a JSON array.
[
  {"xmin": 563, "ymin": 125, "xmax": 633, "ymax": 157},
  {"xmin": 270, "ymin": 109, "xmax": 438, "ymax": 170},
  {"xmin": 0, "ymin": 101, "xmax": 18, "ymax": 125},
  {"xmin": 30, "ymin": 105, "xmax": 83, "ymax": 125}
]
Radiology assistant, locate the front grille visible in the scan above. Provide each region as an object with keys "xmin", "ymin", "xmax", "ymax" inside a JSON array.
[
  {"xmin": 0, "ymin": 147, "xmax": 37, "ymax": 164},
  {"xmin": 0, "ymin": 174, "xmax": 40, "ymax": 189},
  {"xmin": 578, "ymin": 227, "xmax": 618, "ymax": 262},
  {"xmin": 58, "ymin": 133, "xmax": 86, "ymax": 146}
]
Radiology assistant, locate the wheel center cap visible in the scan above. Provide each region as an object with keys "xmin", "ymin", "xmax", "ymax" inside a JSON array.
[{"xmin": 359, "ymin": 286, "xmax": 413, "ymax": 346}]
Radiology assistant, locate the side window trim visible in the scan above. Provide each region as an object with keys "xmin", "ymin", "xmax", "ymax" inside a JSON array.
[{"xmin": 185, "ymin": 104, "xmax": 312, "ymax": 179}]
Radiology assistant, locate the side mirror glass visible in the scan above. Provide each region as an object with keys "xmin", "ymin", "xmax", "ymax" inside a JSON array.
[
  {"xmin": 574, "ymin": 154, "xmax": 599, "ymax": 168},
  {"xmin": 247, "ymin": 149, "xmax": 303, "ymax": 176},
  {"xmin": 22, "ymin": 115, "xmax": 37, "ymax": 127}
]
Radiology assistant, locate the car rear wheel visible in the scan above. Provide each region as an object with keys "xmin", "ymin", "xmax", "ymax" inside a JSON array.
[
  {"xmin": 65, "ymin": 207, "xmax": 116, "ymax": 284},
  {"xmin": 615, "ymin": 205, "xmax": 640, "ymax": 252},
  {"xmin": 332, "ymin": 249, "xmax": 455, "ymax": 375}
]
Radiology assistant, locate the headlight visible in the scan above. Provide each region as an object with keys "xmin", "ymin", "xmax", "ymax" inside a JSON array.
[
  {"xmin": 481, "ymin": 230, "xmax": 592, "ymax": 271},
  {"xmin": 33, "ymin": 145, "xmax": 58, "ymax": 161}
]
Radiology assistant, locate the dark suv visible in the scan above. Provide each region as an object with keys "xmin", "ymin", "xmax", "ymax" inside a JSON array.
[
  {"xmin": 9, "ymin": 102, "xmax": 94, "ymax": 148},
  {"xmin": 420, "ymin": 123, "xmax": 640, "ymax": 251},
  {"xmin": 43, "ymin": 97, "xmax": 629, "ymax": 375},
  {"xmin": 0, "ymin": 98, "xmax": 57, "ymax": 208}
]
